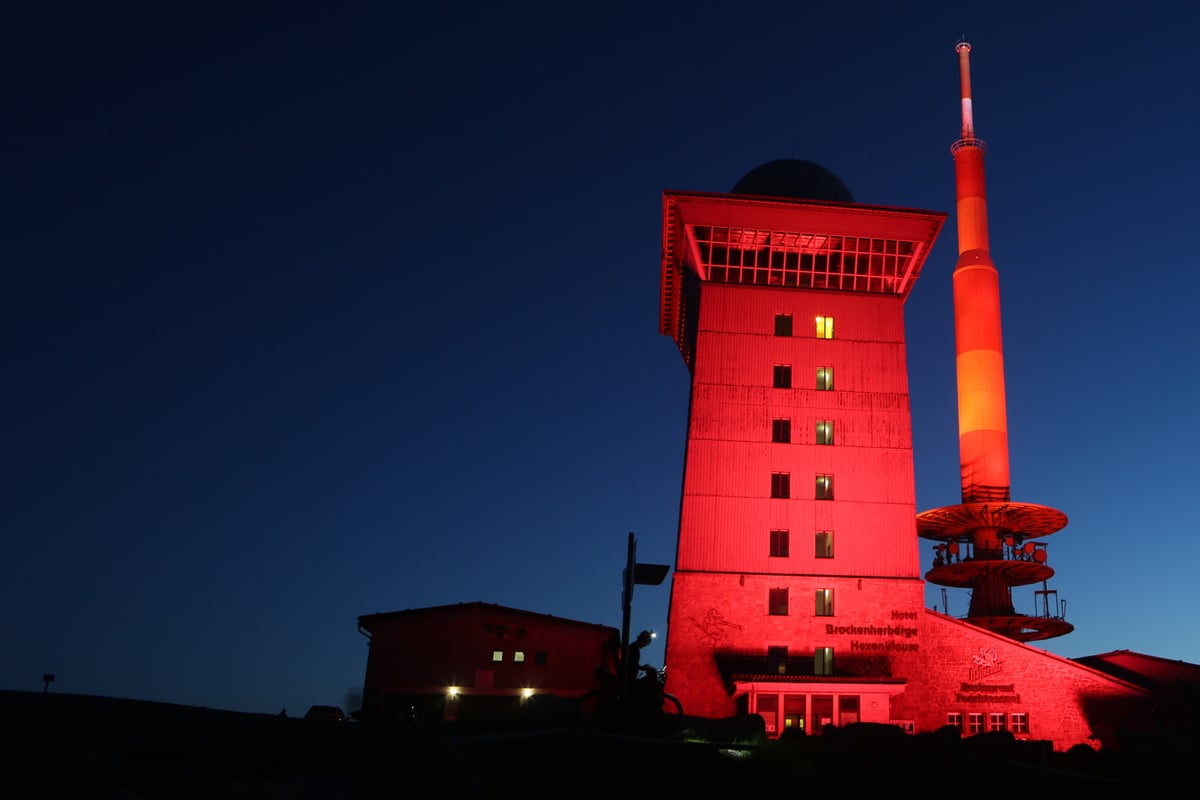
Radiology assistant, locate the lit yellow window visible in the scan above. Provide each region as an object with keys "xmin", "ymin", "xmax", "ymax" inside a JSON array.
[
  {"xmin": 816, "ymin": 420, "xmax": 833, "ymax": 445},
  {"xmin": 815, "ymin": 315, "xmax": 834, "ymax": 339}
]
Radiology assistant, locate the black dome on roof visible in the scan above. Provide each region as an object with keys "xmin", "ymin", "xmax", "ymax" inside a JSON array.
[{"xmin": 731, "ymin": 159, "xmax": 855, "ymax": 203}]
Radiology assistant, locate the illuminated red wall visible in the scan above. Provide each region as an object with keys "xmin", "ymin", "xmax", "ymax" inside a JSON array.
[
  {"xmin": 889, "ymin": 612, "xmax": 1151, "ymax": 749},
  {"xmin": 664, "ymin": 277, "xmax": 927, "ymax": 719},
  {"xmin": 658, "ymin": 189, "xmax": 1151, "ymax": 751}
]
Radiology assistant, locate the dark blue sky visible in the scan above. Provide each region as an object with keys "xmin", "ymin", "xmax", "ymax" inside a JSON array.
[{"xmin": 6, "ymin": 2, "xmax": 1199, "ymax": 715}]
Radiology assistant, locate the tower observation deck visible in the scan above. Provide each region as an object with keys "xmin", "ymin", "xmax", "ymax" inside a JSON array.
[{"xmin": 916, "ymin": 42, "xmax": 1073, "ymax": 642}]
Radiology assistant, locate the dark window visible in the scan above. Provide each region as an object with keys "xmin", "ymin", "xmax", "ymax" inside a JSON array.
[
  {"xmin": 773, "ymin": 364, "xmax": 792, "ymax": 388},
  {"xmin": 812, "ymin": 694, "xmax": 834, "ymax": 732},
  {"xmin": 771, "ymin": 472, "xmax": 790, "ymax": 498},
  {"xmin": 535, "ymin": 651, "xmax": 547, "ymax": 665},
  {"xmin": 757, "ymin": 694, "xmax": 779, "ymax": 732},
  {"xmin": 1010, "ymin": 713, "xmax": 1029, "ymax": 735},
  {"xmin": 767, "ymin": 646, "xmax": 788, "ymax": 674},
  {"xmin": 816, "ymin": 420, "xmax": 833, "ymax": 445},
  {"xmin": 769, "ymin": 587, "xmax": 789, "ymax": 616},
  {"xmin": 816, "ymin": 367, "xmax": 834, "ymax": 391},
  {"xmin": 774, "ymin": 314, "xmax": 793, "ymax": 336},
  {"xmin": 772, "ymin": 418, "xmax": 791, "ymax": 443},
  {"xmin": 967, "ymin": 713, "xmax": 984, "ymax": 734},
  {"xmin": 815, "ymin": 474, "xmax": 833, "ymax": 500},
  {"xmin": 947, "ymin": 712, "xmax": 963, "ymax": 731},
  {"xmin": 815, "ymin": 531, "xmax": 834, "ymax": 558},
  {"xmin": 838, "ymin": 695, "xmax": 860, "ymax": 727},
  {"xmin": 988, "ymin": 713, "xmax": 1006, "ymax": 732},
  {"xmin": 770, "ymin": 529, "xmax": 790, "ymax": 557}
]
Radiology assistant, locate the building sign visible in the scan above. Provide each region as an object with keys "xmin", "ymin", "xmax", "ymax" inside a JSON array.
[
  {"xmin": 955, "ymin": 682, "xmax": 1021, "ymax": 704},
  {"xmin": 825, "ymin": 610, "xmax": 920, "ymax": 653},
  {"xmin": 967, "ymin": 647, "xmax": 1004, "ymax": 680},
  {"xmin": 954, "ymin": 648, "xmax": 1020, "ymax": 703}
]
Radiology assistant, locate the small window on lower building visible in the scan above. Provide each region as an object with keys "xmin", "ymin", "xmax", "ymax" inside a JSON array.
[
  {"xmin": 513, "ymin": 651, "xmax": 526, "ymax": 663},
  {"xmin": 815, "ymin": 474, "xmax": 833, "ymax": 500},
  {"xmin": 815, "ymin": 530, "xmax": 834, "ymax": 558},
  {"xmin": 967, "ymin": 712, "xmax": 984, "ymax": 734},
  {"xmin": 774, "ymin": 313, "xmax": 793, "ymax": 337},
  {"xmin": 814, "ymin": 647, "xmax": 834, "ymax": 676},
  {"xmin": 774, "ymin": 364, "xmax": 792, "ymax": 389},
  {"xmin": 947, "ymin": 712, "xmax": 963, "ymax": 731},
  {"xmin": 769, "ymin": 587, "xmax": 789, "ymax": 616},
  {"xmin": 815, "ymin": 588, "xmax": 834, "ymax": 616},
  {"xmin": 771, "ymin": 472, "xmax": 790, "ymax": 498},
  {"xmin": 988, "ymin": 712, "xmax": 1006, "ymax": 732},
  {"xmin": 1010, "ymin": 712, "xmax": 1029, "ymax": 735},
  {"xmin": 772, "ymin": 417, "xmax": 791, "ymax": 443},
  {"xmin": 769, "ymin": 529, "xmax": 790, "ymax": 557},
  {"xmin": 492, "ymin": 650, "xmax": 504, "ymax": 663}
]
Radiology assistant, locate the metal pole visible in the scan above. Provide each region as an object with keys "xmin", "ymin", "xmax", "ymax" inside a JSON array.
[{"xmin": 620, "ymin": 532, "xmax": 635, "ymax": 734}]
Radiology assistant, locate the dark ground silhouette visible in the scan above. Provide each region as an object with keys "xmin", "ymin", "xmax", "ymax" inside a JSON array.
[{"xmin": 3, "ymin": 690, "xmax": 1197, "ymax": 798}]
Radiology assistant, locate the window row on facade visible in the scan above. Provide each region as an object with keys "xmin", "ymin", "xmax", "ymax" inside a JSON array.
[
  {"xmin": 694, "ymin": 224, "xmax": 920, "ymax": 292},
  {"xmin": 770, "ymin": 472, "xmax": 834, "ymax": 499},
  {"xmin": 490, "ymin": 650, "xmax": 548, "ymax": 665},
  {"xmin": 756, "ymin": 690, "xmax": 859, "ymax": 736},
  {"xmin": 773, "ymin": 313, "xmax": 834, "ymax": 339},
  {"xmin": 764, "ymin": 645, "xmax": 835, "ymax": 676},
  {"xmin": 769, "ymin": 529, "xmax": 834, "ymax": 559},
  {"xmin": 947, "ymin": 711, "xmax": 1031, "ymax": 735},
  {"xmin": 768, "ymin": 587, "xmax": 835, "ymax": 617},
  {"xmin": 771, "ymin": 418, "xmax": 833, "ymax": 445},
  {"xmin": 772, "ymin": 365, "xmax": 833, "ymax": 390}
]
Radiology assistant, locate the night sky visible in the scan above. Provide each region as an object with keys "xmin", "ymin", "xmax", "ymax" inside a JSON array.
[{"xmin": 7, "ymin": 2, "xmax": 1200, "ymax": 715}]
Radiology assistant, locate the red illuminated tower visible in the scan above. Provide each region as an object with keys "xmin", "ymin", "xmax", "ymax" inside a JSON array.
[
  {"xmin": 659, "ymin": 162, "xmax": 945, "ymax": 725},
  {"xmin": 915, "ymin": 42, "xmax": 1073, "ymax": 641}
]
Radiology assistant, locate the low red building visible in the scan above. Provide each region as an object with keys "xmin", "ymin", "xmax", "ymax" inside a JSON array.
[{"xmin": 356, "ymin": 602, "xmax": 619, "ymax": 723}]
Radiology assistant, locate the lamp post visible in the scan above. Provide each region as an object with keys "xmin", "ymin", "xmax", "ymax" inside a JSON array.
[{"xmin": 620, "ymin": 531, "xmax": 669, "ymax": 734}]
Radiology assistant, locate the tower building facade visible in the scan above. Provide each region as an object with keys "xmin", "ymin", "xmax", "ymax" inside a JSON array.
[
  {"xmin": 658, "ymin": 45, "xmax": 1150, "ymax": 749},
  {"xmin": 659, "ymin": 163, "xmax": 944, "ymax": 732}
]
